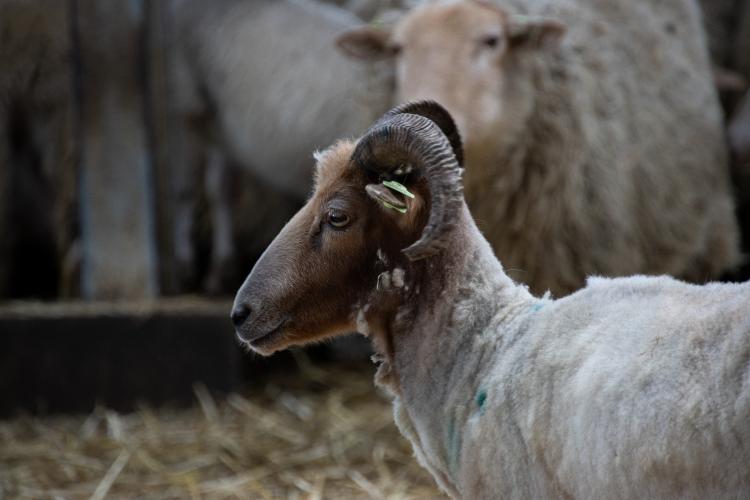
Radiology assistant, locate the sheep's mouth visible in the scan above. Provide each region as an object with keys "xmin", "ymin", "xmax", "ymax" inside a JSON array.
[{"xmin": 239, "ymin": 319, "xmax": 289, "ymax": 353}]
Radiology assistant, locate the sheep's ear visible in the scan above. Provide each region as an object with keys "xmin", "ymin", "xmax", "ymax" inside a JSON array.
[
  {"xmin": 366, "ymin": 183, "xmax": 408, "ymax": 213},
  {"xmin": 336, "ymin": 27, "xmax": 392, "ymax": 60},
  {"xmin": 507, "ymin": 16, "xmax": 565, "ymax": 50}
]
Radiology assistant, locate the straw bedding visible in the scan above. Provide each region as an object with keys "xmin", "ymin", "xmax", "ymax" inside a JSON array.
[{"xmin": 0, "ymin": 356, "xmax": 443, "ymax": 499}]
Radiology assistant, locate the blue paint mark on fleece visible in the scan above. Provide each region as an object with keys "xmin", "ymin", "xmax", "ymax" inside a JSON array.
[
  {"xmin": 475, "ymin": 388, "xmax": 488, "ymax": 415},
  {"xmin": 529, "ymin": 302, "xmax": 545, "ymax": 313}
]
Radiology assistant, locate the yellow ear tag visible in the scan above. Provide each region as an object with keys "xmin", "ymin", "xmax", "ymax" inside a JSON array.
[
  {"xmin": 381, "ymin": 201, "xmax": 407, "ymax": 214},
  {"xmin": 382, "ymin": 180, "xmax": 415, "ymax": 199},
  {"xmin": 380, "ymin": 180, "xmax": 413, "ymax": 214}
]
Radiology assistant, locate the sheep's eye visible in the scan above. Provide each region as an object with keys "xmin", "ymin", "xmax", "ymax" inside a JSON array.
[
  {"xmin": 389, "ymin": 43, "xmax": 403, "ymax": 56},
  {"xmin": 327, "ymin": 209, "xmax": 350, "ymax": 229},
  {"xmin": 481, "ymin": 35, "xmax": 500, "ymax": 48}
]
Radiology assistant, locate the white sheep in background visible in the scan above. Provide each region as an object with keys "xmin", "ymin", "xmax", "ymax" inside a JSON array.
[
  {"xmin": 232, "ymin": 101, "xmax": 750, "ymax": 499},
  {"xmin": 322, "ymin": 0, "xmax": 416, "ymax": 22},
  {"xmin": 337, "ymin": 0, "xmax": 741, "ymax": 296},
  {"xmin": 166, "ymin": 0, "xmax": 394, "ymax": 291}
]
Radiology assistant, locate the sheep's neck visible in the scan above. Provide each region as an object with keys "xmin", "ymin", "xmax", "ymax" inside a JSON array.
[
  {"xmin": 392, "ymin": 215, "xmax": 528, "ymax": 398},
  {"xmin": 366, "ymin": 205, "xmax": 537, "ymax": 491}
]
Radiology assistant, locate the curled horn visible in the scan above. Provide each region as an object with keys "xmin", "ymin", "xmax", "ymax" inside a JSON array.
[
  {"xmin": 377, "ymin": 100, "xmax": 464, "ymax": 166},
  {"xmin": 351, "ymin": 101, "xmax": 464, "ymax": 261}
]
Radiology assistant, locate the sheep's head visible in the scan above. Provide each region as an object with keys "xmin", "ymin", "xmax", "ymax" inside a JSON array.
[
  {"xmin": 232, "ymin": 101, "xmax": 464, "ymax": 355},
  {"xmin": 337, "ymin": 0, "xmax": 565, "ymax": 153}
]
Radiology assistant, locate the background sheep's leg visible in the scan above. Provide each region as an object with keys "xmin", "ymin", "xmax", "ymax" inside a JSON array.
[
  {"xmin": 203, "ymin": 147, "xmax": 236, "ymax": 295},
  {"xmin": 29, "ymin": 100, "xmax": 77, "ymax": 299},
  {"xmin": 169, "ymin": 119, "xmax": 204, "ymax": 293}
]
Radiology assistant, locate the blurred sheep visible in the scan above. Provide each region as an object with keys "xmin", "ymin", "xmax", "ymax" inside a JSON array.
[
  {"xmin": 338, "ymin": 0, "xmax": 741, "ymax": 296},
  {"xmin": 322, "ymin": 0, "xmax": 414, "ymax": 22},
  {"xmin": 0, "ymin": 0, "xmax": 76, "ymax": 298},
  {"xmin": 167, "ymin": 0, "xmax": 393, "ymax": 292}
]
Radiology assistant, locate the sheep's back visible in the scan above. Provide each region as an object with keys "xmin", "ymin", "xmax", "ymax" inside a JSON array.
[
  {"xmin": 503, "ymin": 276, "xmax": 750, "ymax": 499},
  {"xmin": 171, "ymin": 0, "xmax": 393, "ymax": 199},
  {"xmin": 487, "ymin": 0, "xmax": 738, "ymax": 295}
]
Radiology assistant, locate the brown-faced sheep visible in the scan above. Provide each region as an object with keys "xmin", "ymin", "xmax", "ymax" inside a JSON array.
[
  {"xmin": 338, "ymin": 0, "xmax": 741, "ymax": 296},
  {"xmin": 232, "ymin": 101, "xmax": 750, "ymax": 500}
]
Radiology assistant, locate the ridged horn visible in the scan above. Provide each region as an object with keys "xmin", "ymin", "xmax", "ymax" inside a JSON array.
[
  {"xmin": 351, "ymin": 101, "xmax": 464, "ymax": 261},
  {"xmin": 377, "ymin": 100, "xmax": 464, "ymax": 166}
]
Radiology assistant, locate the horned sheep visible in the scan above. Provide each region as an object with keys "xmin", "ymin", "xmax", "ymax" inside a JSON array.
[
  {"xmin": 232, "ymin": 102, "xmax": 750, "ymax": 499},
  {"xmin": 337, "ymin": 0, "xmax": 741, "ymax": 296}
]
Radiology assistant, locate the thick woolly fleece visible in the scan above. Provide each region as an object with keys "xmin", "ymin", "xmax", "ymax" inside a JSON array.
[
  {"xmin": 416, "ymin": 0, "xmax": 740, "ymax": 295},
  {"xmin": 171, "ymin": 0, "xmax": 392, "ymax": 198},
  {"xmin": 374, "ymin": 205, "xmax": 750, "ymax": 499}
]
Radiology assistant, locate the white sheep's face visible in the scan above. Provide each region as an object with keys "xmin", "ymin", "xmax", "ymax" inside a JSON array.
[{"xmin": 338, "ymin": 0, "xmax": 565, "ymax": 155}]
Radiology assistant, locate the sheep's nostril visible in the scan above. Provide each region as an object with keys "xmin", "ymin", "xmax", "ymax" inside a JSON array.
[{"xmin": 231, "ymin": 304, "xmax": 251, "ymax": 328}]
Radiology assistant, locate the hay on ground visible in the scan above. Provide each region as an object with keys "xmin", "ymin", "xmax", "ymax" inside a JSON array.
[{"xmin": 0, "ymin": 358, "xmax": 443, "ymax": 499}]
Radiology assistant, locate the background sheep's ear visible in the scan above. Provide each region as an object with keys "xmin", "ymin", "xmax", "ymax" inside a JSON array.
[
  {"xmin": 507, "ymin": 16, "xmax": 566, "ymax": 50},
  {"xmin": 366, "ymin": 183, "xmax": 408, "ymax": 213},
  {"xmin": 336, "ymin": 27, "xmax": 392, "ymax": 60}
]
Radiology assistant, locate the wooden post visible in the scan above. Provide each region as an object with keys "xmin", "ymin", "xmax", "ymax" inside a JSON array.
[{"xmin": 76, "ymin": 0, "xmax": 159, "ymax": 299}]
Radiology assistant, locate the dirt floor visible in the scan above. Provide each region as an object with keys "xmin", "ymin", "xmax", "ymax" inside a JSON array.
[{"xmin": 0, "ymin": 356, "xmax": 444, "ymax": 499}]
